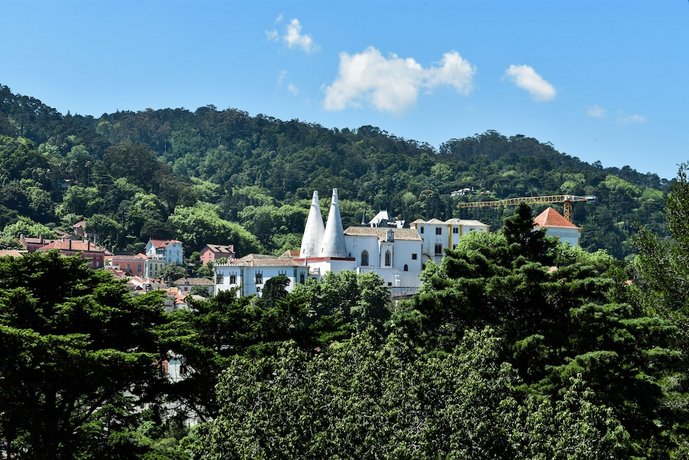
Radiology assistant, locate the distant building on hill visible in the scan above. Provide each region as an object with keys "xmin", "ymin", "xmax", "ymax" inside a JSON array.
[
  {"xmin": 174, "ymin": 277, "xmax": 215, "ymax": 296},
  {"xmin": 105, "ymin": 254, "xmax": 147, "ymax": 276},
  {"xmin": 295, "ymin": 189, "xmax": 424, "ymax": 297},
  {"xmin": 214, "ymin": 254, "xmax": 308, "ymax": 297},
  {"xmin": 200, "ymin": 244, "xmax": 235, "ymax": 264},
  {"xmin": 409, "ymin": 218, "xmax": 490, "ymax": 264},
  {"xmin": 533, "ymin": 207, "xmax": 581, "ymax": 246},
  {"xmin": 37, "ymin": 239, "xmax": 109, "ymax": 269},
  {"xmin": 145, "ymin": 239, "xmax": 184, "ymax": 266}
]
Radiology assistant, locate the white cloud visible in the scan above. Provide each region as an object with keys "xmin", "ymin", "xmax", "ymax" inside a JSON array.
[
  {"xmin": 323, "ymin": 47, "xmax": 476, "ymax": 114},
  {"xmin": 287, "ymin": 83, "xmax": 299, "ymax": 95},
  {"xmin": 504, "ymin": 64, "xmax": 556, "ymax": 101},
  {"xmin": 618, "ymin": 113, "xmax": 647, "ymax": 124},
  {"xmin": 266, "ymin": 29, "xmax": 279, "ymax": 42},
  {"xmin": 587, "ymin": 105, "xmax": 606, "ymax": 118},
  {"xmin": 267, "ymin": 18, "xmax": 317, "ymax": 54},
  {"xmin": 276, "ymin": 70, "xmax": 288, "ymax": 86}
]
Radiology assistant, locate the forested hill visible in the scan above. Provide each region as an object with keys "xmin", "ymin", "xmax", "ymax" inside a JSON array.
[{"xmin": 0, "ymin": 84, "xmax": 670, "ymax": 258}]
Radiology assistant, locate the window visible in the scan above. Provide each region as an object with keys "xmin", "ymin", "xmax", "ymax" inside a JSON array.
[
  {"xmin": 386, "ymin": 229, "xmax": 394, "ymax": 242},
  {"xmin": 435, "ymin": 227, "xmax": 442, "ymax": 235},
  {"xmin": 403, "ymin": 264, "xmax": 408, "ymax": 272},
  {"xmin": 216, "ymin": 273, "xmax": 224, "ymax": 284},
  {"xmin": 419, "ymin": 226, "xmax": 424, "ymax": 234},
  {"xmin": 255, "ymin": 271, "xmax": 263, "ymax": 284},
  {"xmin": 257, "ymin": 287, "xmax": 261, "ymax": 293},
  {"xmin": 434, "ymin": 244, "xmax": 443, "ymax": 255},
  {"xmin": 452, "ymin": 227, "xmax": 459, "ymax": 234},
  {"xmin": 384, "ymin": 250, "xmax": 391, "ymax": 267},
  {"xmin": 411, "ymin": 253, "xmax": 418, "ymax": 260},
  {"xmin": 361, "ymin": 250, "xmax": 369, "ymax": 266},
  {"xmin": 137, "ymin": 265, "xmax": 142, "ymax": 272},
  {"xmin": 299, "ymin": 273, "xmax": 305, "ymax": 284},
  {"xmin": 229, "ymin": 274, "xmax": 237, "ymax": 284}
]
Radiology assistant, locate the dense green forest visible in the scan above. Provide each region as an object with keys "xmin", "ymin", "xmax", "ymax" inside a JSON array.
[
  {"xmin": 1, "ymin": 83, "xmax": 688, "ymax": 458},
  {"xmin": 0, "ymin": 84, "xmax": 669, "ymax": 258},
  {"xmin": 3, "ymin": 194, "xmax": 689, "ymax": 458}
]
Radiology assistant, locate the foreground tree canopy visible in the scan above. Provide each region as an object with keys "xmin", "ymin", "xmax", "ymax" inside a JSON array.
[
  {"xmin": 0, "ymin": 251, "xmax": 168, "ymax": 459},
  {"xmin": 2, "ymin": 192, "xmax": 689, "ymax": 458},
  {"xmin": 188, "ymin": 204, "xmax": 684, "ymax": 458}
]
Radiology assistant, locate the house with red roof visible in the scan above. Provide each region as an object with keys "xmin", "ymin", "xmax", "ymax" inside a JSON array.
[
  {"xmin": 37, "ymin": 239, "xmax": 110, "ymax": 269},
  {"xmin": 145, "ymin": 238, "xmax": 184, "ymax": 266},
  {"xmin": 200, "ymin": 244, "xmax": 235, "ymax": 264},
  {"xmin": 533, "ymin": 207, "xmax": 581, "ymax": 246},
  {"xmin": 105, "ymin": 254, "xmax": 147, "ymax": 276}
]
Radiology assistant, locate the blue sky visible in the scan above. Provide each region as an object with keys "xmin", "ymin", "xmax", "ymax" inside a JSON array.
[{"xmin": 2, "ymin": 1, "xmax": 688, "ymax": 179}]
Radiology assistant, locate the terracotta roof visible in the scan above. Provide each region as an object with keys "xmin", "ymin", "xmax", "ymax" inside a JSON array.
[
  {"xmin": 38, "ymin": 240, "xmax": 108, "ymax": 253},
  {"xmin": 0, "ymin": 250, "xmax": 27, "ymax": 257},
  {"xmin": 150, "ymin": 239, "xmax": 182, "ymax": 248},
  {"xmin": 533, "ymin": 207, "xmax": 579, "ymax": 229},
  {"xmin": 73, "ymin": 220, "xmax": 86, "ymax": 228},
  {"xmin": 109, "ymin": 254, "xmax": 147, "ymax": 262},
  {"xmin": 281, "ymin": 249, "xmax": 300, "ymax": 258},
  {"xmin": 343, "ymin": 227, "xmax": 422, "ymax": 241},
  {"xmin": 220, "ymin": 253, "xmax": 304, "ymax": 267},
  {"xmin": 174, "ymin": 277, "xmax": 214, "ymax": 286},
  {"xmin": 203, "ymin": 244, "xmax": 235, "ymax": 254}
]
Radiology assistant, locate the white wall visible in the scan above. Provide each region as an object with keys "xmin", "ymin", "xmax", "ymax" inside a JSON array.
[{"xmin": 215, "ymin": 264, "xmax": 309, "ymax": 297}]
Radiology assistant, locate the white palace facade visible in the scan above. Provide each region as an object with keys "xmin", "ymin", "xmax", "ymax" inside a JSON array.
[
  {"xmin": 214, "ymin": 188, "xmax": 584, "ymax": 298},
  {"xmin": 295, "ymin": 189, "xmax": 424, "ymax": 297}
]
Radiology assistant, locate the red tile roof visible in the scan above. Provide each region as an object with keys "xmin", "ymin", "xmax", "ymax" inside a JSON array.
[
  {"xmin": 150, "ymin": 239, "xmax": 182, "ymax": 248},
  {"xmin": 533, "ymin": 207, "xmax": 578, "ymax": 229},
  {"xmin": 38, "ymin": 240, "xmax": 108, "ymax": 253},
  {"xmin": 203, "ymin": 244, "xmax": 235, "ymax": 254}
]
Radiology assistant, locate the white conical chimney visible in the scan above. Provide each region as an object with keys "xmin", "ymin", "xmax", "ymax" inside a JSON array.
[
  {"xmin": 320, "ymin": 188, "xmax": 348, "ymax": 257},
  {"xmin": 300, "ymin": 191, "xmax": 325, "ymax": 258}
]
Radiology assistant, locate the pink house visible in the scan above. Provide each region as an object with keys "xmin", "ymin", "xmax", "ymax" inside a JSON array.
[
  {"xmin": 200, "ymin": 244, "xmax": 235, "ymax": 264},
  {"xmin": 37, "ymin": 239, "xmax": 110, "ymax": 269}
]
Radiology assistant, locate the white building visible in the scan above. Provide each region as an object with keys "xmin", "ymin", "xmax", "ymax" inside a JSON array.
[
  {"xmin": 214, "ymin": 254, "xmax": 309, "ymax": 297},
  {"xmin": 145, "ymin": 239, "xmax": 184, "ymax": 266},
  {"xmin": 410, "ymin": 218, "xmax": 489, "ymax": 264},
  {"xmin": 533, "ymin": 207, "xmax": 581, "ymax": 246},
  {"xmin": 296, "ymin": 189, "xmax": 423, "ymax": 297}
]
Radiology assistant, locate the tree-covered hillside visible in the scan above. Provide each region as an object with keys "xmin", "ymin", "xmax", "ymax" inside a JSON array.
[{"xmin": 0, "ymin": 84, "xmax": 670, "ymax": 258}]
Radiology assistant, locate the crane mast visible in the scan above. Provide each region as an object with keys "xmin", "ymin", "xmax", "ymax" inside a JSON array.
[{"xmin": 456, "ymin": 194, "xmax": 597, "ymax": 222}]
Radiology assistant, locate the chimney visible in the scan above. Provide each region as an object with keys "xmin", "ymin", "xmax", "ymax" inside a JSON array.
[
  {"xmin": 88, "ymin": 241, "xmax": 91, "ymax": 251},
  {"xmin": 69, "ymin": 239, "xmax": 72, "ymax": 250}
]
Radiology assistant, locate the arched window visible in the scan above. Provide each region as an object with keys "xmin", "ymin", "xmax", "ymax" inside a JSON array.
[
  {"xmin": 385, "ymin": 250, "xmax": 391, "ymax": 267},
  {"xmin": 361, "ymin": 250, "xmax": 369, "ymax": 266},
  {"xmin": 403, "ymin": 264, "xmax": 408, "ymax": 272}
]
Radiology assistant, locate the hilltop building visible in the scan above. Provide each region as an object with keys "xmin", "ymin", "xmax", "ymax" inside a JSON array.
[
  {"xmin": 533, "ymin": 207, "xmax": 581, "ymax": 246},
  {"xmin": 410, "ymin": 218, "xmax": 490, "ymax": 264},
  {"xmin": 145, "ymin": 239, "xmax": 184, "ymax": 266},
  {"xmin": 200, "ymin": 244, "xmax": 235, "ymax": 264},
  {"xmin": 214, "ymin": 254, "xmax": 308, "ymax": 297},
  {"xmin": 296, "ymin": 189, "xmax": 423, "ymax": 297},
  {"xmin": 37, "ymin": 239, "xmax": 109, "ymax": 269}
]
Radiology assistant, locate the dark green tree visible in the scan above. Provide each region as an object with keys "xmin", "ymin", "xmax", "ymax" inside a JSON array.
[
  {"xmin": 0, "ymin": 252, "xmax": 168, "ymax": 459},
  {"xmin": 399, "ymin": 205, "xmax": 676, "ymax": 456}
]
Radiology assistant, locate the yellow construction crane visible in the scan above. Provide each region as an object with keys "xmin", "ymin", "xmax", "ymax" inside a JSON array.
[{"xmin": 456, "ymin": 194, "xmax": 597, "ymax": 222}]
